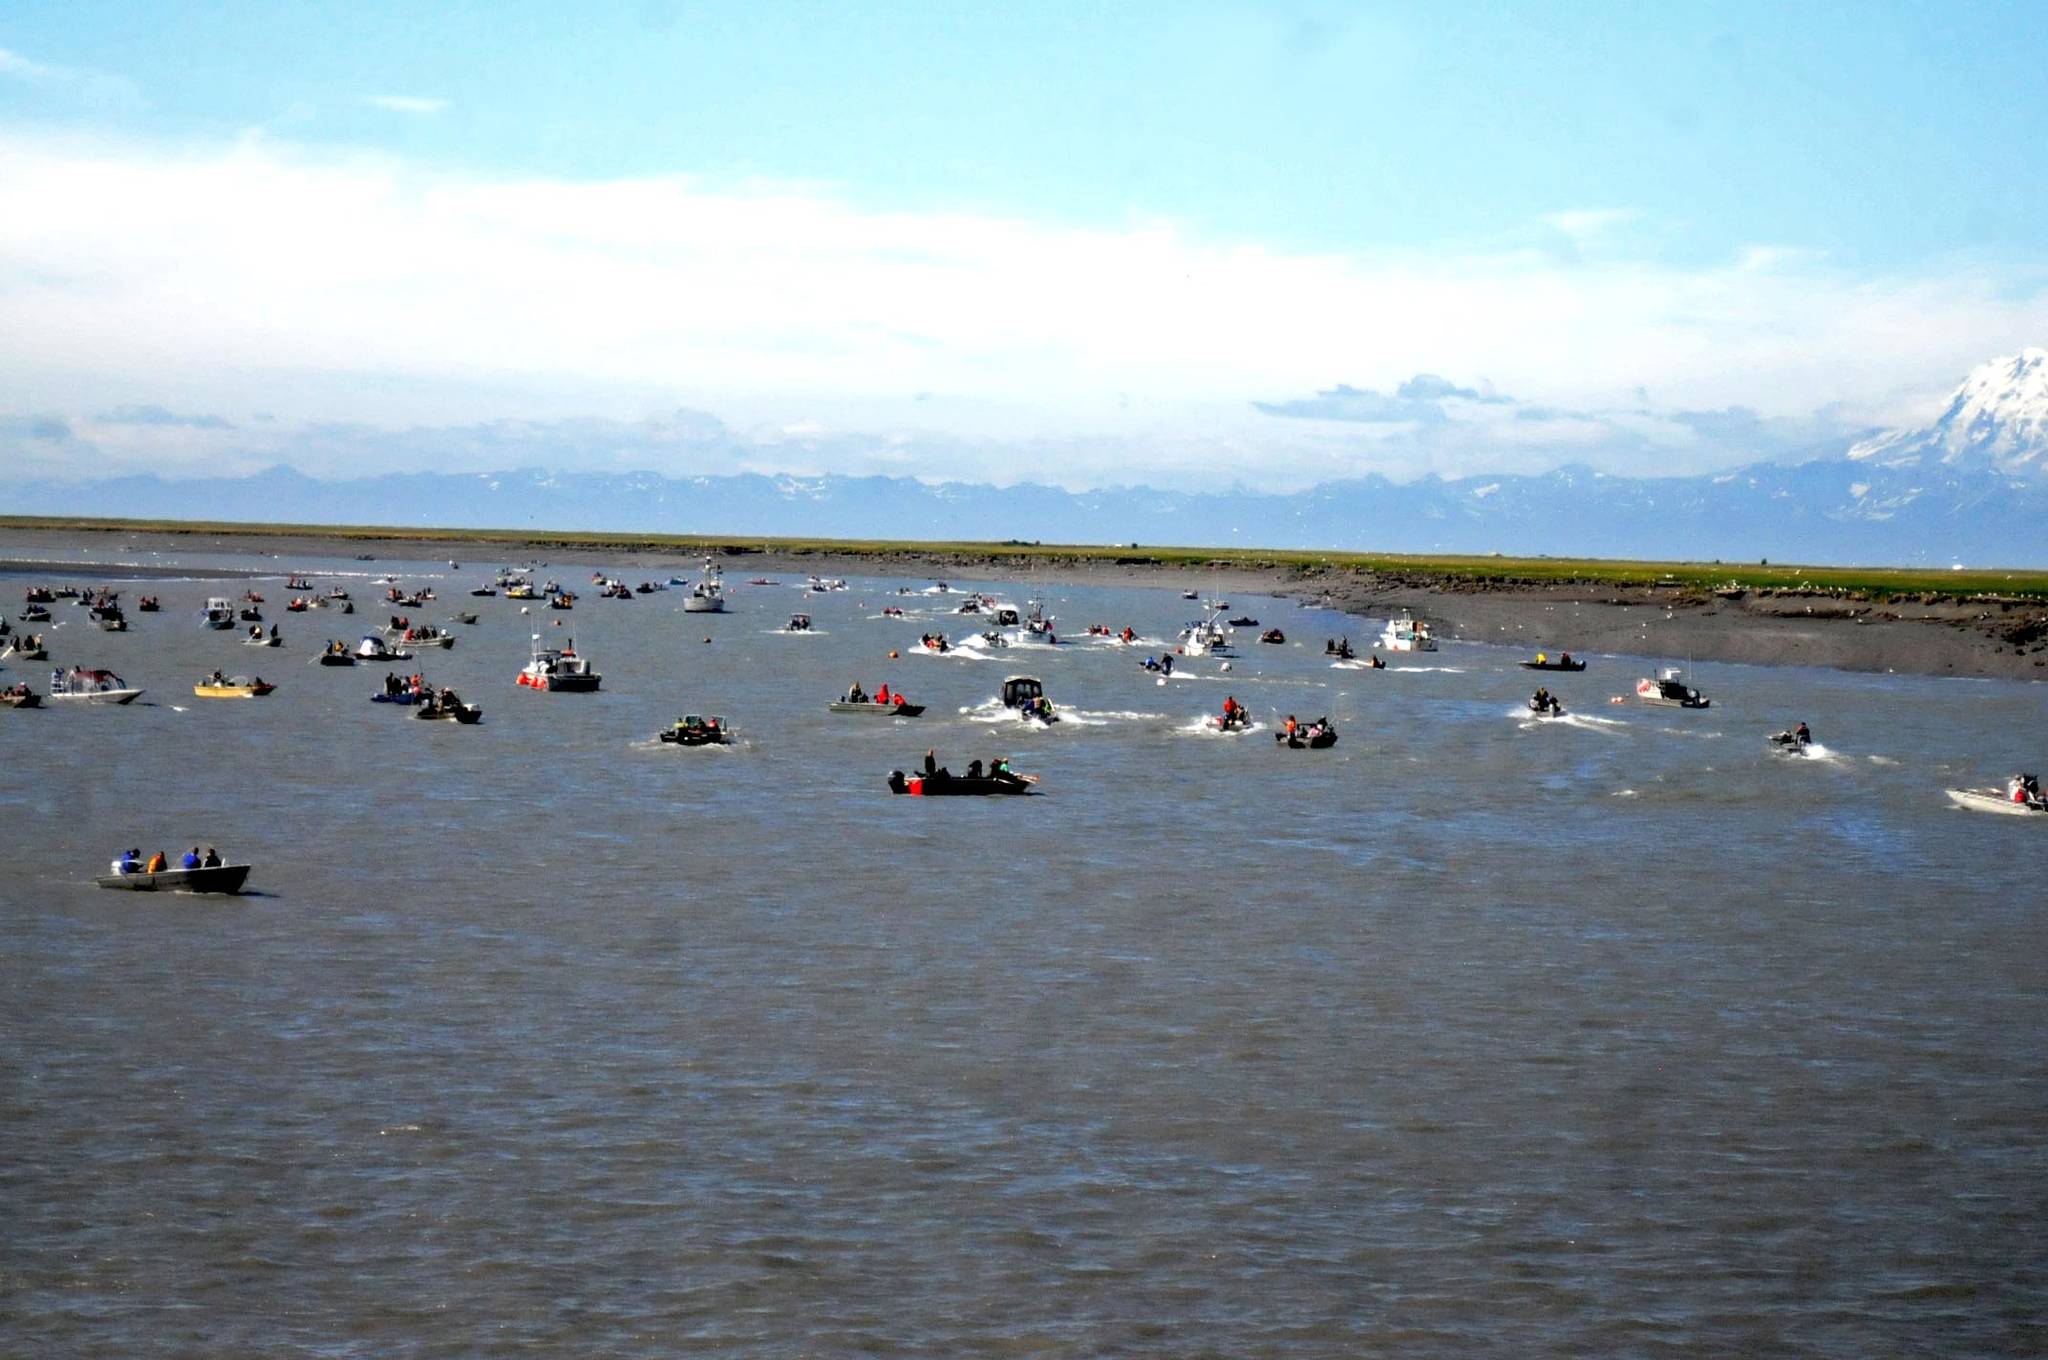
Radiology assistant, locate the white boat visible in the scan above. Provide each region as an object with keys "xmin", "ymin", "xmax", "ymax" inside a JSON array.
[
  {"xmin": 48, "ymin": 667, "xmax": 144, "ymax": 704},
  {"xmin": 1947, "ymin": 778, "xmax": 2046, "ymax": 816},
  {"xmin": 1636, "ymin": 668, "xmax": 1710, "ymax": 709},
  {"xmin": 201, "ymin": 596, "xmax": 236, "ymax": 630},
  {"xmin": 1013, "ymin": 598, "xmax": 1058, "ymax": 646},
  {"xmin": 516, "ymin": 635, "xmax": 601, "ymax": 691},
  {"xmin": 1178, "ymin": 610, "xmax": 1233, "ymax": 656},
  {"xmin": 684, "ymin": 559, "xmax": 727, "ymax": 613},
  {"xmin": 356, "ymin": 635, "xmax": 412, "ymax": 662},
  {"xmin": 1378, "ymin": 610, "xmax": 1436, "ymax": 652}
]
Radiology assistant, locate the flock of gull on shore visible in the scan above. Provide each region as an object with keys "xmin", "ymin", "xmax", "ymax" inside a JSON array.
[{"xmin": 6, "ymin": 556, "xmax": 2042, "ymax": 892}]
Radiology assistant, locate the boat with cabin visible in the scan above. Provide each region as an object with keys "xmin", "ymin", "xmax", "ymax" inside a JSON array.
[
  {"xmin": 1636, "ymin": 668, "xmax": 1710, "ymax": 708},
  {"xmin": 517, "ymin": 636, "xmax": 601, "ymax": 691},
  {"xmin": 1179, "ymin": 611, "xmax": 1233, "ymax": 656},
  {"xmin": 1001, "ymin": 675, "xmax": 1058, "ymax": 724},
  {"xmin": 1378, "ymin": 610, "xmax": 1436, "ymax": 652},
  {"xmin": 202, "ymin": 597, "xmax": 237, "ymax": 630},
  {"xmin": 684, "ymin": 559, "xmax": 728, "ymax": 613}
]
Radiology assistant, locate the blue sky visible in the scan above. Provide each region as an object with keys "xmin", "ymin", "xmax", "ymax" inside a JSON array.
[{"xmin": 3, "ymin": 1, "xmax": 2046, "ymax": 487}]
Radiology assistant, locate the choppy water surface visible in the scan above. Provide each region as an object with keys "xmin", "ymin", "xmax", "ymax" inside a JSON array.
[{"xmin": 4, "ymin": 547, "xmax": 2045, "ymax": 1356}]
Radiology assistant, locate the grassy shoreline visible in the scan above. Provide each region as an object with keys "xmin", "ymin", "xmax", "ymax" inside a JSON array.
[{"xmin": 4, "ymin": 513, "xmax": 2046, "ymax": 602}]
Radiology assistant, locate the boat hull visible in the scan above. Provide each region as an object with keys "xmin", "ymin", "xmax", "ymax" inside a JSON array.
[
  {"xmin": 1520, "ymin": 660, "xmax": 1586, "ymax": 672},
  {"xmin": 890, "ymin": 774, "xmax": 1036, "ymax": 795},
  {"xmin": 415, "ymin": 705, "xmax": 482, "ymax": 723},
  {"xmin": 1946, "ymin": 789, "xmax": 2046, "ymax": 817},
  {"xmin": 682, "ymin": 598, "xmax": 726, "ymax": 613},
  {"xmin": 518, "ymin": 673, "xmax": 600, "ymax": 691},
  {"xmin": 50, "ymin": 689, "xmax": 144, "ymax": 705},
  {"xmin": 96, "ymin": 864, "xmax": 252, "ymax": 894},
  {"xmin": 659, "ymin": 727, "xmax": 730, "ymax": 745},
  {"xmin": 828, "ymin": 701, "xmax": 925, "ymax": 716}
]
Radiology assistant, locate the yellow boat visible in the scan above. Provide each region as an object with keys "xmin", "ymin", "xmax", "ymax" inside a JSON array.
[{"xmin": 193, "ymin": 676, "xmax": 276, "ymax": 698}]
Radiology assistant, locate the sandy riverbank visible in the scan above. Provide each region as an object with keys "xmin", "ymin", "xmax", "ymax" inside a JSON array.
[{"xmin": 2, "ymin": 526, "xmax": 2043, "ymax": 681}]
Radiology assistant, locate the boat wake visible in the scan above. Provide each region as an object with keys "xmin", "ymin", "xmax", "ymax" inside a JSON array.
[
  {"xmin": 1513, "ymin": 708, "xmax": 1626, "ymax": 734},
  {"xmin": 911, "ymin": 641, "xmax": 995, "ymax": 661},
  {"xmin": 960, "ymin": 699, "xmax": 1055, "ymax": 730},
  {"xmin": 1063, "ymin": 708, "xmax": 1166, "ymax": 727},
  {"xmin": 1773, "ymin": 741, "xmax": 1842, "ymax": 764},
  {"xmin": 1177, "ymin": 716, "xmax": 1263, "ymax": 737},
  {"xmin": 627, "ymin": 736, "xmax": 744, "ymax": 753}
]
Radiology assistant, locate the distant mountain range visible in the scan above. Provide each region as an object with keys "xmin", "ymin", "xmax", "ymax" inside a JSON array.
[{"xmin": 13, "ymin": 351, "xmax": 2048, "ymax": 566}]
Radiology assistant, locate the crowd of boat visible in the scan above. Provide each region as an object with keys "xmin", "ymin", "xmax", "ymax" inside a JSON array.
[{"xmin": 8, "ymin": 560, "xmax": 2043, "ymax": 892}]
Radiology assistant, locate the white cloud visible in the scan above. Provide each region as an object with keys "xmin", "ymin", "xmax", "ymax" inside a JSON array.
[
  {"xmin": 0, "ymin": 47, "xmax": 144, "ymax": 110},
  {"xmin": 362, "ymin": 95, "xmax": 449, "ymax": 115},
  {"xmin": 1539, "ymin": 207, "xmax": 1640, "ymax": 241},
  {"xmin": 0, "ymin": 128, "xmax": 2043, "ymax": 486}
]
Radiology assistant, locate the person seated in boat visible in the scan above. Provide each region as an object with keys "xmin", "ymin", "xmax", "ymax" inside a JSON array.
[
  {"xmin": 1161, "ymin": 654, "xmax": 1173, "ymax": 675},
  {"xmin": 888, "ymin": 770, "xmax": 908, "ymax": 794},
  {"xmin": 1794, "ymin": 722, "xmax": 1811, "ymax": 746},
  {"xmin": 966, "ymin": 758, "xmax": 984, "ymax": 779},
  {"xmin": 1369, "ymin": 653, "xmax": 1384, "ymax": 669},
  {"xmin": 847, "ymin": 682, "xmax": 867, "ymax": 704},
  {"xmin": 876, "ymin": 683, "xmax": 893, "ymax": 706},
  {"xmin": 202, "ymin": 847, "xmax": 222, "ymax": 868},
  {"xmin": 145, "ymin": 849, "xmax": 167, "ymax": 873},
  {"xmin": 1284, "ymin": 714, "xmax": 1298, "ymax": 738},
  {"xmin": 209, "ymin": 669, "xmax": 226, "ymax": 686},
  {"xmin": 112, "ymin": 847, "xmax": 140, "ymax": 875},
  {"xmin": 1560, "ymin": 652, "xmax": 1573, "ymax": 666},
  {"xmin": 181, "ymin": 846, "xmax": 202, "ymax": 869}
]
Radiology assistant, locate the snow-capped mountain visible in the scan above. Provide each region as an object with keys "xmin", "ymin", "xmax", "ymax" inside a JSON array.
[
  {"xmin": 12, "ymin": 352, "xmax": 2048, "ymax": 565},
  {"xmin": 1848, "ymin": 348, "xmax": 2048, "ymax": 479}
]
